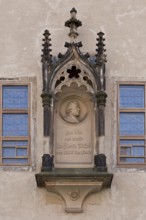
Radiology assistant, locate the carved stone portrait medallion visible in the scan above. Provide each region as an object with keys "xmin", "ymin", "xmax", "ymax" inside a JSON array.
[{"xmin": 59, "ymin": 96, "xmax": 88, "ymax": 124}]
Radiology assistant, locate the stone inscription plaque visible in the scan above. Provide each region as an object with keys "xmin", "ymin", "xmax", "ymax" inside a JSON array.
[{"xmin": 54, "ymin": 95, "xmax": 94, "ymax": 168}]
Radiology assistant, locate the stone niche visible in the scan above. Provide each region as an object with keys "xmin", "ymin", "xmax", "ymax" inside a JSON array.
[
  {"xmin": 35, "ymin": 8, "xmax": 113, "ymax": 213},
  {"xmin": 54, "ymin": 84, "xmax": 94, "ymax": 168}
]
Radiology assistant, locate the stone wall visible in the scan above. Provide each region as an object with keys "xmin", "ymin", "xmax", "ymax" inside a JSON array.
[{"xmin": 0, "ymin": 0, "xmax": 146, "ymax": 219}]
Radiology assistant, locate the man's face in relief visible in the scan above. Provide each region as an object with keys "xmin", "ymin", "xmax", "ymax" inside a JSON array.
[{"xmin": 70, "ymin": 102, "xmax": 80, "ymax": 117}]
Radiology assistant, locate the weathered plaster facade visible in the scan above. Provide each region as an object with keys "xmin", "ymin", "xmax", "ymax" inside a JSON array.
[{"xmin": 0, "ymin": 0, "xmax": 146, "ymax": 219}]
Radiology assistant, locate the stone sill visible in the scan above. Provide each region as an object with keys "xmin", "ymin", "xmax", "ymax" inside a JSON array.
[{"xmin": 36, "ymin": 168, "xmax": 113, "ymax": 187}]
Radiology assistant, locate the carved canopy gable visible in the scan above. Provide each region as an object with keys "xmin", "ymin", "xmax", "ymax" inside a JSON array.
[{"xmin": 41, "ymin": 8, "xmax": 107, "ymax": 137}]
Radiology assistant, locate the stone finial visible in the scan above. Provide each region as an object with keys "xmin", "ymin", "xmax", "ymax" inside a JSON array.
[
  {"xmin": 41, "ymin": 29, "xmax": 52, "ymax": 63},
  {"xmin": 65, "ymin": 8, "xmax": 82, "ymax": 42},
  {"xmin": 95, "ymin": 32, "xmax": 107, "ymax": 65}
]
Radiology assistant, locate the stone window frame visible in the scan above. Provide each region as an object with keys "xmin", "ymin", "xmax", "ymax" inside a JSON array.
[
  {"xmin": 0, "ymin": 77, "xmax": 36, "ymax": 171},
  {"xmin": 117, "ymin": 81, "xmax": 146, "ymax": 168}
]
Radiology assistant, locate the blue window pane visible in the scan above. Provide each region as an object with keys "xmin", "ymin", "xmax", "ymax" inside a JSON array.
[
  {"xmin": 2, "ymin": 158, "xmax": 28, "ymax": 165},
  {"xmin": 132, "ymin": 147, "xmax": 144, "ymax": 156},
  {"xmin": 120, "ymin": 140, "xmax": 145, "ymax": 158},
  {"xmin": 2, "ymin": 148, "xmax": 15, "ymax": 157},
  {"xmin": 120, "ymin": 147, "xmax": 131, "ymax": 156},
  {"xmin": 2, "ymin": 114, "xmax": 28, "ymax": 136},
  {"xmin": 16, "ymin": 148, "xmax": 27, "ymax": 157},
  {"xmin": 120, "ymin": 158, "xmax": 144, "ymax": 163},
  {"xmin": 2, "ymin": 140, "xmax": 28, "ymax": 147},
  {"xmin": 120, "ymin": 85, "xmax": 144, "ymax": 108},
  {"xmin": 120, "ymin": 140, "xmax": 145, "ymax": 145},
  {"xmin": 2, "ymin": 85, "xmax": 28, "ymax": 109},
  {"xmin": 120, "ymin": 113, "xmax": 144, "ymax": 135}
]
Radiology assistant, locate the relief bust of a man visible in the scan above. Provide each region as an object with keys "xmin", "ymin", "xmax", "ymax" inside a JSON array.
[{"xmin": 64, "ymin": 101, "xmax": 80, "ymax": 124}]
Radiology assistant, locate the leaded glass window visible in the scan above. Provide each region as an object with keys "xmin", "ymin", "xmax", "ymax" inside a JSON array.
[
  {"xmin": 0, "ymin": 84, "xmax": 30, "ymax": 166},
  {"xmin": 118, "ymin": 84, "xmax": 146, "ymax": 166}
]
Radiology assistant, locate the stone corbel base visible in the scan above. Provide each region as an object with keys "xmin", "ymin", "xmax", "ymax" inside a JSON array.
[
  {"xmin": 45, "ymin": 180, "xmax": 103, "ymax": 212},
  {"xmin": 35, "ymin": 169, "xmax": 113, "ymax": 213}
]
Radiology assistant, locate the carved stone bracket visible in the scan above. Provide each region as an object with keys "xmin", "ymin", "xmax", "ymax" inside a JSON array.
[
  {"xmin": 45, "ymin": 181, "xmax": 102, "ymax": 213},
  {"xmin": 35, "ymin": 169, "xmax": 113, "ymax": 213}
]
